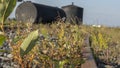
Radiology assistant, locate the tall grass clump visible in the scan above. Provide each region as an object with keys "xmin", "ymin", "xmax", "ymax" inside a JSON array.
[
  {"xmin": 10, "ymin": 22, "xmax": 86, "ymax": 68},
  {"xmin": 0, "ymin": 0, "xmax": 16, "ymax": 47},
  {"xmin": 89, "ymin": 26, "xmax": 120, "ymax": 66}
]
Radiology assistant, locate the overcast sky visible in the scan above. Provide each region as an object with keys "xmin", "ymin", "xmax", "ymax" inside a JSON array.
[{"xmin": 10, "ymin": 0, "xmax": 120, "ymax": 27}]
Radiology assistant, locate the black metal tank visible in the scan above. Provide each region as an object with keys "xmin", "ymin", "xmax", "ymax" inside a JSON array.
[
  {"xmin": 62, "ymin": 3, "xmax": 83, "ymax": 25},
  {"xmin": 17, "ymin": 0, "xmax": 22, "ymax": 2},
  {"xmin": 15, "ymin": 1, "xmax": 66, "ymax": 23}
]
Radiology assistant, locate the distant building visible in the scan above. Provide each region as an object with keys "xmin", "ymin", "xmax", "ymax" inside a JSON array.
[
  {"xmin": 92, "ymin": 25, "xmax": 101, "ymax": 28},
  {"xmin": 62, "ymin": 2, "xmax": 84, "ymax": 25}
]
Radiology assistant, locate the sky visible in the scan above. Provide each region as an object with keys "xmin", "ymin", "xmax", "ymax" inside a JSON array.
[{"xmin": 10, "ymin": 0, "xmax": 120, "ymax": 27}]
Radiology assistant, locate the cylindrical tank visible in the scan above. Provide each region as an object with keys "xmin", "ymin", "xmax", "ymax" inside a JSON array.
[
  {"xmin": 62, "ymin": 3, "xmax": 83, "ymax": 25},
  {"xmin": 15, "ymin": 1, "xmax": 66, "ymax": 23},
  {"xmin": 17, "ymin": 0, "xmax": 22, "ymax": 2}
]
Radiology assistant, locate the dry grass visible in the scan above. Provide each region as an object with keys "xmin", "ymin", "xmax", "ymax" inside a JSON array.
[{"xmin": 2, "ymin": 20, "xmax": 120, "ymax": 67}]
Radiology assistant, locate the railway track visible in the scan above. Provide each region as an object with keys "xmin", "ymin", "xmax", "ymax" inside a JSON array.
[{"xmin": 81, "ymin": 35, "xmax": 97, "ymax": 68}]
